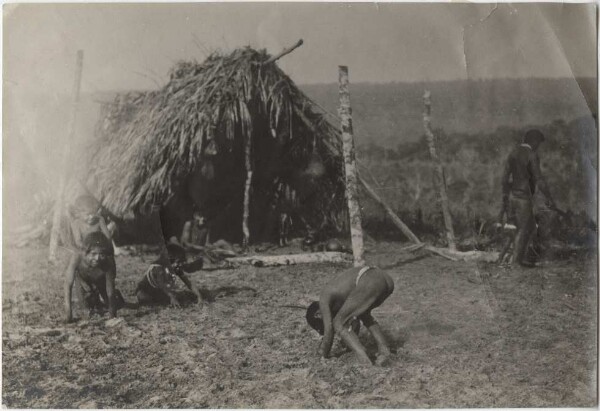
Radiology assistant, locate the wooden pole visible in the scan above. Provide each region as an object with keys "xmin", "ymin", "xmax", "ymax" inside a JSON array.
[
  {"xmin": 261, "ymin": 39, "xmax": 304, "ymax": 65},
  {"xmin": 358, "ymin": 175, "xmax": 422, "ymax": 244},
  {"xmin": 338, "ymin": 66, "xmax": 365, "ymax": 267},
  {"xmin": 242, "ymin": 132, "xmax": 253, "ymax": 250},
  {"xmin": 423, "ymin": 90, "xmax": 456, "ymax": 251},
  {"xmin": 48, "ymin": 50, "xmax": 84, "ymax": 262}
]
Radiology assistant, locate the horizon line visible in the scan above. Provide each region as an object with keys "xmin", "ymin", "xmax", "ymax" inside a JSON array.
[{"xmin": 77, "ymin": 75, "xmax": 597, "ymax": 96}]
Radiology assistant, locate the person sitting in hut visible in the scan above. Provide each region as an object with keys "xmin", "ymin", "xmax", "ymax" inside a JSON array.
[
  {"xmin": 136, "ymin": 243, "xmax": 203, "ymax": 307},
  {"xmin": 174, "ymin": 209, "xmax": 210, "ymax": 252},
  {"xmin": 306, "ymin": 266, "xmax": 394, "ymax": 366},
  {"xmin": 68, "ymin": 194, "xmax": 126, "ymax": 255},
  {"xmin": 64, "ymin": 232, "xmax": 125, "ymax": 322}
]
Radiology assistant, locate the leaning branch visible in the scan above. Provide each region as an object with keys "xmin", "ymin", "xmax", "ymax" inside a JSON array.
[
  {"xmin": 261, "ymin": 39, "xmax": 304, "ymax": 65},
  {"xmin": 358, "ymin": 174, "xmax": 421, "ymax": 244}
]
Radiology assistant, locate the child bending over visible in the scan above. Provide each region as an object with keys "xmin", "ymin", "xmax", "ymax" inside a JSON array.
[{"xmin": 306, "ymin": 266, "xmax": 394, "ymax": 366}]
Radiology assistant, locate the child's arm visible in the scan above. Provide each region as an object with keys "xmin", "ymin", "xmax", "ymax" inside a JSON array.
[
  {"xmin": 64, "ymin": 254, "xmax": 79, "ymax": 323},
  {"xmin": 98, "ymin": 216, "xmax": 113, "ymax": 241},
  {"xmin": 180, "ymin": 221, "xmax": 192, "ymax": 246},
  {"xmin": 181, "ymin": 259, "xmax": 204, "ymax": 273},
  {"xmin": 176, "ymin": 271, "xmax": 202, "ymax": 302},
  {"xmin": 105, "ymin": 259, "xmax": 118, "ymax": 318},
  {"xmin": 319, "ymin": 293, "xmax": 335, "ymax": 358},
  {"xmin": 70, "ymin": 220, "xmax": 84, "ymax": 249},
  {"xmin": 180, "ymin": 221, "xmax": 207, "ymax": 251}
]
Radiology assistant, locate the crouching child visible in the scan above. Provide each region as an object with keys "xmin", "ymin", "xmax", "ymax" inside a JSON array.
[
  {"xmin": 306, "ymin": 266, "xmax": 394, "ymax": 366},
  {"xmin": 136, "ymin": 243, "xmax": 203, "ymax": 307},
  {"xmin": 64, "ymin": 232, "xmax": 125, "ymax": 322}
]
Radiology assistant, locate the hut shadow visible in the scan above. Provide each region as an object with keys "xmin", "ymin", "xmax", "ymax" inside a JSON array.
[
  {"xmin": 198, "ymin": 286, "xmax": 258, "ymax": 302},
  {"xmin": 129, "ymin": 290, "xmax": 199, "ymax": 314},
  {"xmin": 129, "ymin": 286, "xmax": 258, "ymax": 317}
]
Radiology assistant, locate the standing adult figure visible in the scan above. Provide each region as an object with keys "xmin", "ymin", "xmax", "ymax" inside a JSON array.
[{"xmin": 499, "ymin": 129, "xmax": 557, "ymax": 267}]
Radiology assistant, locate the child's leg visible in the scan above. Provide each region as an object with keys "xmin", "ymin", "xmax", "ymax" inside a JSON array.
[
  {"xmin": 113, "ymin": 289, "xmax": 126, "ymax": 309},
  {"xmin": 497, "ymin": 234, "xmax": 513, "ymax": 264},
  {"xmin": 97, "ymin": 283, "xmax": 107, "ymax": 306},
  {"xmin": 136, "ymin": 288, "xmax": 170, "ymax": 306},
  {"xmin": 136, "ymin": 289, "xmax": 154, "ymax": 305},
  {"xmin": 98, "ymin": 284, "xmax": 125, "ymax": 309},
  {"xmin": 339, "ymin": 318, "xmax": 361, "ymax": 353},
  {"xmin": 78, "ymin": 280, "xmax": 101, "ymax": 314},
  {"xmin": 106, "ymin": 220, "xmax": 127, "ymax": 255},
  {"xmin": 176, "ymin": 290, "xmax": 199, "ymax": 305},
  {"xmin": 359, "ymin": 312, "xmax": 391, "ymax": 357},
  {"xmin": 332, "ymin": 291, "xmax": 381, "ymax": 365}
]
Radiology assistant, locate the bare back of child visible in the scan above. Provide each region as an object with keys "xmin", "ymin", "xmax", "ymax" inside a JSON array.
[{"xmin": 307, "ymin": 266, "xmax": 394, "ymax": 366}]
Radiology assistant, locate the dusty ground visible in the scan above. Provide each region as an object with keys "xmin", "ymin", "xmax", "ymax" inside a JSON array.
[{"xmin": 2, "ymin": 242, "xmax": 597, "ymax": 408}]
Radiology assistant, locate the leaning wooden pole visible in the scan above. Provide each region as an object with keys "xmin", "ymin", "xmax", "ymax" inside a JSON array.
[
  {"xmin": 358, "ymin": 175, "xmax": 422, "ymax": 244},
  {"xmin": 48, "ymin": 50, "xmax": 84, "ymax": 262},
  {"xmin": 423, "ymin": 90, "xmax": 456, "ymax": 251},
  {"xmin": 242, "ymin": 132, "xmax": 253, "ymax": 250},
  {"xmin": 338, "ymin": 66, "xmax": 365, "ymax": 267}
]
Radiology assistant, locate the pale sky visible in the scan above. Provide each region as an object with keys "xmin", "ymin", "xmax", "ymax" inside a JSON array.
[
  {"xmin": 4, "ymin": 2, "xmax": 597, "ymax": 97},
  {"xmin": 2, "ymin": 2, "xmax": 598, "ymax": 227}
]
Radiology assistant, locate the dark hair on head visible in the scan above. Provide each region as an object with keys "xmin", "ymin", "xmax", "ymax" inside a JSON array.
[
  {"xmin": 524, "ymin": 129, "xmax": 545, "ymax": 146},
  {"xmin": 82, "ymin": 232, "xmax": 113, "ymax": 256},
  {"xmin": 166, "ymin": 243, "xmax": 186, "ymax": 263},
  {"xmin": 306, "ymin": 301, "xmax": 324, "ymax": 335},
  {"xmin": 73, "ymin": 195, "xmax": 100, "ymax": 213}
]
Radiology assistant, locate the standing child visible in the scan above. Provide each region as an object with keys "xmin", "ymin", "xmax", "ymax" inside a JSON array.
[
  {"xmin": 64, "ymin": 232, "xmax": 124, "ymax": 322},
  {"xmin": 68, "ymin": 194, "xmax": 129, "ymax": 255},
  {"xmin": 306, "ymin": 266, "xmax": 394, "ymax": 366},
  {"xmin": 69, "ymin": 195, "xmax": 112, "ymax": 248}
]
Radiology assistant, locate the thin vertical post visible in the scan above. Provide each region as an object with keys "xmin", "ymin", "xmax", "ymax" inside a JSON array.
[
  {"xmin": 338, "ymin": 66, "xmax": 365, "ymax": 266},
  {"xmin": 49, "ymin": 50, "xmax": 84, "ymax": 262},
  {"xmin": 423, "ymin": 90, "xmax": 456, "ymax": 251},
  {"xmin": 242, "ymin": 133, "xmax": 253, "ymax": 250}
]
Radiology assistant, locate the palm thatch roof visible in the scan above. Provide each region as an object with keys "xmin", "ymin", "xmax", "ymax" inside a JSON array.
[{"xmin": 88, "ymin": 47, "xmax": 347, "ymax": 239}]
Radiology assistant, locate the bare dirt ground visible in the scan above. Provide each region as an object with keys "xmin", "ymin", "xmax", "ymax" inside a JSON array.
[{"xmin": 2, "ymin": 242, "xmax": 597, "ymax": 408}]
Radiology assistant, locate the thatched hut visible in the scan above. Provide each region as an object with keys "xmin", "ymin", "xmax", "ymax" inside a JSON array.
[{"xmin": 88, "ymin": 47, "xmax": 347, "ymax": 244}]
